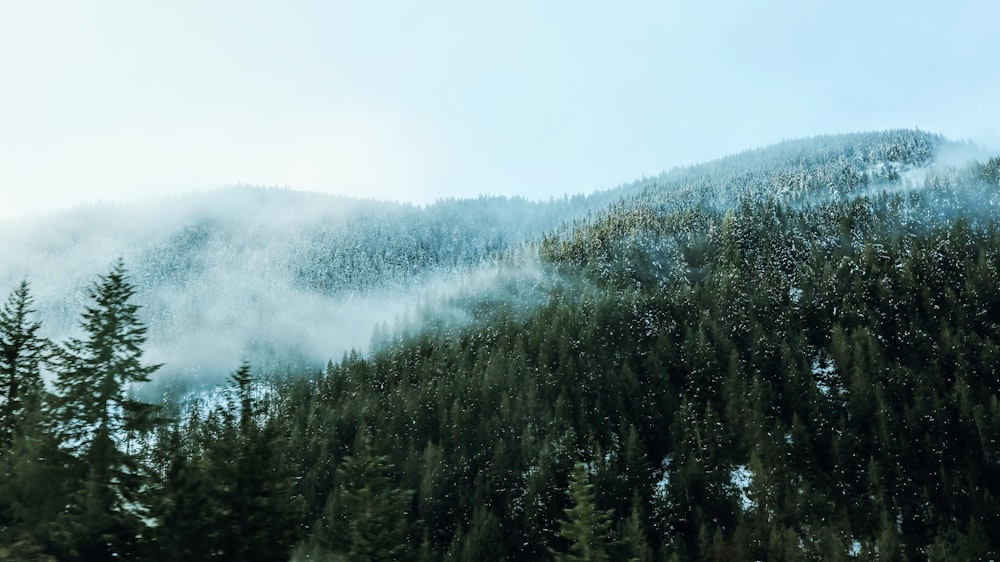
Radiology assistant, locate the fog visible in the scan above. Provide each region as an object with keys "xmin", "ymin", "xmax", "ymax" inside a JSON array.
[
  {"xmin": 4, "ymin": 131, "xmax": 994, "ymax": 392},
  {"xmin": 0, "ymin": 187, "xmax": 574, "ymax": 389},
  {"xmin": 852, "ymin": 140, "xmax": 996, "ymax": 201}
]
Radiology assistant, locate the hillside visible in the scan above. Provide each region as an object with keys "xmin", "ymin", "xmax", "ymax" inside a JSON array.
[
  {"xmin": 0, "ymin": 130, "xmax": 968, "ymax": 379},
  {"xmin": 2, "ymin": 129, "xmax": 1000, "ymax": 560},
  {"xmin": 0, "ymin": 187, "xmax": 618, "ymax": 380}
]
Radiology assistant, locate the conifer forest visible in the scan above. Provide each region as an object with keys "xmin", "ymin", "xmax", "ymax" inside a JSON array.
[{"xmin": 2, "ymin": 130, "xmax": 1000, "ymax": 560}]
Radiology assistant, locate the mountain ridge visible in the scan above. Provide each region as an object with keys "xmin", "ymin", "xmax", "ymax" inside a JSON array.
[
  {"xmin": 3, "ymin": 128, "xmax": 1000, "ymax": 559},
  {"xmin": 0, "ymin": 129, "xmax": 992, "ymax": 381}
]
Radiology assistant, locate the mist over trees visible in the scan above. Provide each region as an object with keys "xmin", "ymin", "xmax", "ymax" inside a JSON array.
[
  {"xmin": 0, "ymin": 188, "xmax": 620, "ymax": 383},
  {"xmin": 1, "ymin": 130, "xmax": 999, "ymax": 560}
]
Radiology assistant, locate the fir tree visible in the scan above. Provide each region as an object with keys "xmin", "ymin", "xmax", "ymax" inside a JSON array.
[
  {"xmin": 158, "ymin": 362, "xmax": 301, "ymax": 561},
  {"xmin": 0, "ymin": 283, "xmax": 64, "ymax": 556},
  {"xmin": 207, "ymin": 362, "xmax": 300, "ymax": 561},
  {"xmin": 0, "ymin": 280, "xmax": 47, "ymax": 448},
  {"xmin": 322, "ymin": 434, "xmax": 415, "ymax": 561},
  {"xmin": 50, "ymin": 260, "xmax": 162, "ymax": 454},
  {"xmin": 553, "ymin": 461, "xmax": 615, "ymax": 562},
  {"xmin": 619, "ymin": 492, "xmax": 655, "ymax": 562},
  {"xmin": 0, "ymin": 378, "xmax": 68, "ymax": 555},
  {"xmin": 47, "ymin": 260, "xmax": 163, "ymax": 560},
  {"xmin": 148, "ymin": 421, "xmax": 215, "ymax": 562}
]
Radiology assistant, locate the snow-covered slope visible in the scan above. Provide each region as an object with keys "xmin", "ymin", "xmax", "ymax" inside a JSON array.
[
  {"xmin": 0, "ymin": 187, "xmax": 613, "ymax": 380},
  {"xmin": 1, "ymin": 129, "xmax": 989, "ymax": 383}
]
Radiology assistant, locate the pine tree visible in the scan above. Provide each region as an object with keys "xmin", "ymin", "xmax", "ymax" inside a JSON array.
[
  {"xmin": 151, "ymin": 362, "xmax": 301, "ymax": 561},
  {"xmin": 448, "ymin": 507, "xmax": 504, "ymax": 561},
  {"xmin": 322, "ymin": 434, "xmax": 415, "ymax": 561},
  {"xmin": 47, "ymin": 259, "xmax": 164, "ymax": 560},
  {"xmin": 0, "ymin": 283, "xmax": 63, "ymax": 556},
  {"xmin": 553, "ymin": 461, "xmax": 615, "ymax": 562},
  {"xmin": 619, "ymin": 492, "xmax": 655, "ymax": 562},
  {"xmin": 0, "ymin": 379, "xmax": 68, "ymax": 555},
  {"xmin": 0, "ymin": 280, "xmax": 47, "ymax": 448},
  {"xmin": 50, "ymin": 260, "xmax": 162, "ymax": 453},
  {"xmin": 149, "ymin": 420, "xmax": 216, "ymax": 562},
  {"xmin": 206, "ymin": 362, "xmax": 300, "ymax": 561}
]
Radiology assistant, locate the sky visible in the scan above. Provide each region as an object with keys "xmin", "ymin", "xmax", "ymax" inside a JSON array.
[{"xmin": 1, "ymin": 0, "xmax": 998, "ymax": 219}]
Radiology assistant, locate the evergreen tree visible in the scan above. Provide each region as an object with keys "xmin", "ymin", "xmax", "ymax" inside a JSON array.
[
  {"xmin": 47, "ymin": 260, "xmax": 163, "ymax": 560},
  {"xmin": 209, "ymin": 362, "xmax": 300, "ymax": 561},
  {"xmin": 553, "ymin": 461, "xmax": 615, "ymax": 562},
  {"xmin": 3, "ymin": 130, "xmax": 1000, "ymax": 558},
  {"xmin": 50, "ymin": 260, "xmax": 162, "ymax": 453},
  {"xmin": 0, "ymin": 282, "xmax": 65, "ymax": 557},
  {"xmin": 159, "ymin": 362, "xmax": 301, "ymax": 561},
  {"xmin": 0, "ymin": 280, "xmax": 47, "ymax": 448},
  {"xmin": 444, "ymin": 507, "xmax": 505, "ymax": 561},
  {"xmin": 321, "ymin": 435, "xmax": 415, "ymax": 561},
  {"xmin": 0, "ymin": 381, "xmax": 68, "ymax": 556},
  {"xmin": 149, "ymin": 420, "xmax": 215, "ymax": 562},
  {"xmin": 619, "ymin": 493, "xmax": 655, "ymax": 562}
]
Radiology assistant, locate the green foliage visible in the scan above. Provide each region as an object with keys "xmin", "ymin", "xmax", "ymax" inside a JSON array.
[
  {"xmin": 3, "ymin": 133, "xmax": 1000, "ymax": 560},
  {"xmin": 44, "ymin": 260, "xmax": 165, "ymax": 560},
  {"xmin": 0, "ymin": 281, "xmax": 46, "ymax": 448},
  {"xmin": 153, "ymin": 362, "xmax": 300, "ymax": 561},
  {"xmin": 0, "ymin": 387, "xmax": 68, "ymax": 552},
  {"xmin": 49, "ymin": 259, "xmax": 163, "ymax": 453},
  {"xmin": 0, "ymin": 280, "xmax": 59, "ymax": 550},
  {"xmin": 552, "ymin": 462, "xmax": 615, "ymax": 562},
  {"xmin": 619, "ymin": 496, "xmax": 655, "ymax": 562},
  {"xmin": 319, "ymin": 435, "xmax": 415, "ymax": 561}
]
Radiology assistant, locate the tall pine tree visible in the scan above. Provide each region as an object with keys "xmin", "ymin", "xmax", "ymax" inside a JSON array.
[
  {"xmin": 0, "ymin": 282, "xmax": 64, "ymax": 557},
  {"xmin": 48, "ymin": 259, "xmax": 163, "ymax": 560},
  {"xmin": 0, "ymin": 280, "xmax": 47, "ymax": 448},
  {"xmin": 321, "ymin": 434, "xmax": 415, "ymax": 561},
  {"xmin": 202, "ymin": 362, "xmax": 300, "ymax": 561},
  {"xmin": 553, "ymin": 461, "xmax": 615, "ymax": 562}
]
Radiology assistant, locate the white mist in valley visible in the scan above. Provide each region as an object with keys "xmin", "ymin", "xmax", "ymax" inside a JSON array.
[{"xmin": 0, "ymin": 186, "xmax": 590, "ymax": 388}]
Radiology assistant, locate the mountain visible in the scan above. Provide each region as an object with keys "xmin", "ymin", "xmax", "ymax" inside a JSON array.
[
  {"xmin": 0, "ymin": 129, "xmax": 974, "ymax": 380},
  {"xmin": 0, "ymin": 187, "xmax": 621, "ymax": 381},
  {"xmin": 2, "ymin": 129, "xmax": 1000, "ymax": 560}
]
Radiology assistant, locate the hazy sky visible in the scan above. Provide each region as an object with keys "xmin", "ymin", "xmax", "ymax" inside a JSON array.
[{"xmin": 1, "ymin": 0, "xmax": 997, "ymax": 218}]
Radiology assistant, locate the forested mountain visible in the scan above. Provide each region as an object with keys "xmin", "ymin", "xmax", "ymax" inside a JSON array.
[
  {"xmin": 2, "ymin": 129, "xmax": 1000, "ymax": 560},
  {"xmin": 0, "ymin": 187, "xmax": 619, "ymax": 381}
]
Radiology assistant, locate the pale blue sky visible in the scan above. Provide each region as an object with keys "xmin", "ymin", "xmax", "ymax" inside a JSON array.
[{"xmin": 1, "ymin": 0, "xmax": 997, "ymax": 218}]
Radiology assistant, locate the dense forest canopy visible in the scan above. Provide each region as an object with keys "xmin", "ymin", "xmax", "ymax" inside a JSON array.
[{"xmin": 2, "ymin": 130, "xmax": 999, "ymax": 560}]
